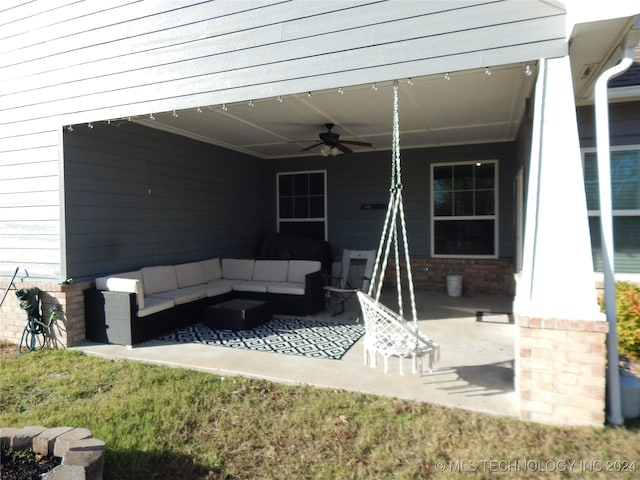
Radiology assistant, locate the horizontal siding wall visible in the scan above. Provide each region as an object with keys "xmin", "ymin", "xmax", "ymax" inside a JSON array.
[
  {"xmin": 577, "ymin": 101, "xmax": 640, "ymax": 148},
  {"xmin": 0, "ymin": 0, "xmax": 566, "ymax": 133},
  {"xmin": 269, "ymin": 142, "xmax": 517, "ymax": 260},
  {"xmin": 0, "ymin": 0, "xmax": 566, "ymax": 280},
  {"xmin": 64, "ymin": 122, "xmax": 268, "ymax": 280},
  {"xmin": 0, "ymin": 130, "xmax": 63, "ymax": 280}
]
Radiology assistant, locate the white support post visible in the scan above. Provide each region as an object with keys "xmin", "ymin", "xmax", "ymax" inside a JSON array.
[
  {"xmin": 515, "ymin": 56, "xmax": 602, "ymax": 321},
  {"xmin": 515, "ymin": 56, "xmax": 611, "ymax": 426}
]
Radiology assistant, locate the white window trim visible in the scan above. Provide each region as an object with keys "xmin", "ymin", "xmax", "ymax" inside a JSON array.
[
  {"xmin": 276, "ymin": 169, "xmax": 328, "ymax": 240},
  {"xmin": 430, "ymin": 160, "xmax": 499, "ymax": 259}
]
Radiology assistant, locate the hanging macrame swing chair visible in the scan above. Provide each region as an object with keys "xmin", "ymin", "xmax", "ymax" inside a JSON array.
[{"xmin": 357, "ymin": 81, "xmax": 440, "ymax": 375}]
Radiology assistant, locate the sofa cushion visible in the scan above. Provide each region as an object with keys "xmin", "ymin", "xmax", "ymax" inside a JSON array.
[
  {"xmin": 267, "ymin": 282, "xmax": 305, "ymax": 296},
  {"xmin": 141, "ymin": 265, "xmax": 179, "ymax": 295},
  {"xmin": 201, "ymin": 258, "xmax": 222, "ymax": 282},
  {"xmin": 253, "ymin": 260, "xmax": 288, "ymax": 282},
  {"xmin": 222, "ymin": 259, "xmax": 255, "ymax": 281},
  {"xmin": 97, "ymin": 270, "xmax": 142, "ymax": 282},
  {"xmin": 150, "ymin": 285, "xmax": 206, "ymax": 305},
  {"xmin": 175, "ymin": 261, "xmax": 205, "ymax": 288},
  {"xmin": 205, "ymin": 279, "xmax": 235, "ymax": 297},
  {"xmin": 98, "ymin": 278, "xmax": 145, "ymax": 309},
  {"xmin": 137, "ymin": 296, "xmax": 175, "ymax": 318},
  {"xmin": 232, "ymin": 281, "xmax": 268, "ymax": 293},
  {"xmin": 95, "ymin": 270, "xmax": 142, "ymax": 289},
  {"xmin": 287, "ymin": 260, "xmax": 321, "ymax": 283},
  {"xmin": 95, "ymin": 271, "xmax": 145, "ymax": 309}
]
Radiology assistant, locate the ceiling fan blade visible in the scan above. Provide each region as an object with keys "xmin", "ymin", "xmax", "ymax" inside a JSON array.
[
  {"xmin": 302, "ymin": 142, "xmax": 324, "ymax": 151},
  {"xmin": 340, "ymin": 140, "xmax": 372, "ymax": 147},
  {"xmin": 335, "ymin": 143, "xmax": 353, "ymax": 154}
]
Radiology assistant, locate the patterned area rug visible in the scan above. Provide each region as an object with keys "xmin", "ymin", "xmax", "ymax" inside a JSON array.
[{"xmin": 158, "ymin": 317, "xmax": 365, "ymax": 360}]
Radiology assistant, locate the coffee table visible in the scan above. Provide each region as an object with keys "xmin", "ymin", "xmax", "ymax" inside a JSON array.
[{"xmin": 204, "ymin": 299, "xmax": 272, "ymax": 331}]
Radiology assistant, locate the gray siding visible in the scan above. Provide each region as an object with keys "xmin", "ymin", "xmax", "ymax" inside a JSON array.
[
  {"xmin": 63, "ymin": 126, "xmax": 518, "ymax": 278},
  {"xmin": 64, "ymin": 123, "xmax": 268, "ymax": 279},
  {"xmin": 269, "ymin": 142, "xmax": 518, "ymax": 260},
  {"xmin": 577, "ymin": 101, "xmax": 640, "ymax": 148}
]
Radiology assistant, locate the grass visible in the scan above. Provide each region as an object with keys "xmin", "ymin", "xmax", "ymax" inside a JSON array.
[{"xmin": 1, "ymin": 346, "xmax": 639, "ymax": 479}]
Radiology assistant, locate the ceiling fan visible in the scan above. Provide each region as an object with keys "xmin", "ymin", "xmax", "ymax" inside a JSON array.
[{"xmin": 300, "ymin": 123, "xmax": 372, "ymax": 156}]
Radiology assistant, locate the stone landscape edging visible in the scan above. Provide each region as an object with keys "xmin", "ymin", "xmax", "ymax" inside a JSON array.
[{"xmin": 0, "ymin": 426, "xmax": 105, "ymax": 480}]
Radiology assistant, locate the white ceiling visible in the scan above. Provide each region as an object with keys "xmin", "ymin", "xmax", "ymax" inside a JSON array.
[
  {"xmin": 124, "ymin": 14, "xmax": 638, "ymax": 160},
  {"xmin": 134, "ymin": 62, "xmax": 538, "ymax": 159}
]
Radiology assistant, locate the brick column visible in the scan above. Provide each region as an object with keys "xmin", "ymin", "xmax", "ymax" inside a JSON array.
[
  {"xmin": 0, "ymin": 280, "xmax": 91, "ymax": 347},
  {"xmin": 517, "ymin": 315, "xmax": 609, "ymax": 426}
]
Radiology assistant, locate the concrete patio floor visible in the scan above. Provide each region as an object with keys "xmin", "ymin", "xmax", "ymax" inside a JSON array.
[{"xmin": 75, "ymin": 291, "xmax": 518, "ymax": 418}]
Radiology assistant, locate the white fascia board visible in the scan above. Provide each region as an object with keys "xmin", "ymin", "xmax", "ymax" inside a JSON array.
[{"xmin": 563, "ymin": 0, "xmax": 640, "ymax": 33}]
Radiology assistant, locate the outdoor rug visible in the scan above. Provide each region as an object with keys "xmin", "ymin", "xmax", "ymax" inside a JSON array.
[{"xmin": 157, "ymin": 317, "xmax": 365, "ymax": 360}]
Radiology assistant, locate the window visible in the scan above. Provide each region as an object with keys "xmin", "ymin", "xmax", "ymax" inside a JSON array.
[
  {"xmin": 431, "ymin": 160, "xmax": 498, "ymax": 257},
  {"xmin": 277, "ymin": 170, "xmax": 327, "ymax": 240},
  {"xmin": 583, "ymin": 147, "xmax": 640, "ymax": 273}
]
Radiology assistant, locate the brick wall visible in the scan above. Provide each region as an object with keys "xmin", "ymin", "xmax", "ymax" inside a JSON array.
[
  {"xmin": 0, "ymin": 280, "xmax": 90, "ymax": 348},
  {"xmin": 517, "ymin": 315, "xmax": 609, "ymax": 426},
  {"xmin": 383, "ymin": 258, "xmax": 515, "ymax": 296}
]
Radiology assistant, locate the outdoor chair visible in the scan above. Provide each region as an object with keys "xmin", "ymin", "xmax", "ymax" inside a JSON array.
[
  {"xmin": 323, "ymin": 249, "xmax": 375, "ymax": 316},
  {"xmin": 357, "ymin": 291, "xmax": 439, "ymax": 375}
]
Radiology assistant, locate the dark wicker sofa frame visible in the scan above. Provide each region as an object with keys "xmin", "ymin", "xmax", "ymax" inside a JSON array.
[{"xmin": 84, "ymin": 270, "xmax": 325, "ymax": 347}]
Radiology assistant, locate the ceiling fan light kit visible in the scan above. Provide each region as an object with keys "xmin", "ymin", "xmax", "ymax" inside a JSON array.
[{"xmin": 320, "ymin": 145, "xmax": 342, "ymax": 156}]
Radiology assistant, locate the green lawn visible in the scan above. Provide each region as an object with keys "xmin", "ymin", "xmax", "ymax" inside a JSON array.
[{"xmin": 1, "ymin": 346, "xmax": 638, "ymax": 479}]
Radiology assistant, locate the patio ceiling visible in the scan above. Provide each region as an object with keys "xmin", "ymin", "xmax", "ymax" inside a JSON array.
[
  {"xmin": 130, "ymin": 14, "xmax": 637, "ymax": 161},
  {"xmin": 133, "ymin": 62, "xmax": 537, "ymax": 160}
]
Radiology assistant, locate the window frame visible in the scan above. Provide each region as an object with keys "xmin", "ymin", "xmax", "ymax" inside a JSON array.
[
  {"xmin": 582, "ymin": 145, "xmax": 640, "ymax": 217},
  {"xmin": 276, "ymin": 169, "xmax": 328, "ymax": 241},
  {"xmin": 430, "ymin": 159, "xmax": 499, "ymax": 259},
  {"xmin": 582, "ymin": 145, "xmax": 640, "ymax": 273}
]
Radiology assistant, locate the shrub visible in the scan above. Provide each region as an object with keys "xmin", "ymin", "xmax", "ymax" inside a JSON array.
[{"xmin": 600, "ymin": 282, "xmax": 640, "ymax": 360}]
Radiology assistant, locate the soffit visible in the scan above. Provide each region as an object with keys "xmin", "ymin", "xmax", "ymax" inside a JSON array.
[
  {"xmin": 570, "ymin": 15, "xmax": 640, "ymax": 105},
  {"xmin": 133, "ymin": 62, "xmax": 536, "ymax": 159}
]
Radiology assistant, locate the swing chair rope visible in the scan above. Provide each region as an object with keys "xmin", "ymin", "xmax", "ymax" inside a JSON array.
[
  {"xmin": 369, "ymin": 83, "xmax": 398, "ymax": 301},
  {"xmin": 368, "ymin": 80, "xmax": 418, "ymax": 327}
]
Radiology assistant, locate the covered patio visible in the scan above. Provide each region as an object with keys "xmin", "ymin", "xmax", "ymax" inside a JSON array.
[
  {"xmin": 75, "ymin": 291, "xmax": 517, "ymax": 418},
  {"xmin": 4, "ymin": 1, "xmax": 638, "ymax": 427}
]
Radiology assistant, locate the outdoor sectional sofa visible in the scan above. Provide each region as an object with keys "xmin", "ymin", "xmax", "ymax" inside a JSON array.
[{"xmin": 84, "ymin": 257, "xmax": 325, "ymax": 347}]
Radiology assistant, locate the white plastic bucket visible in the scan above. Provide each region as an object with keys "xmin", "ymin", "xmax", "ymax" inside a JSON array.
[{"xmin": 446, "ymin": 274, "xmax": 463, "ymax": 297}]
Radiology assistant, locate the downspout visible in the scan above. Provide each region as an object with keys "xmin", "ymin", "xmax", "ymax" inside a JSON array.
[{"xmin": 594, "ymin": 19, "xmax": 639, "ymax": 426}]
